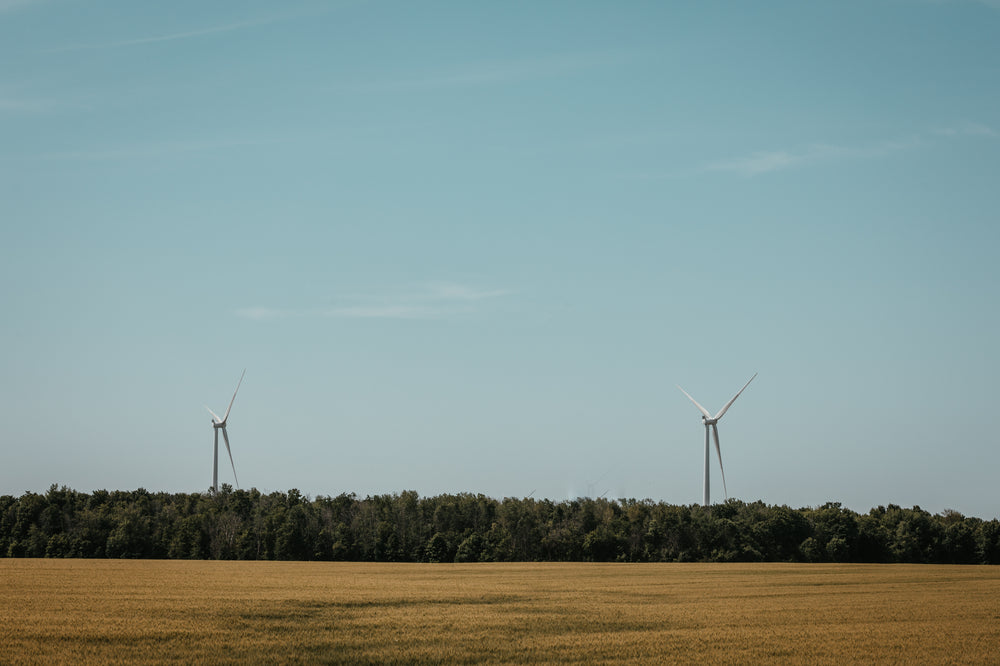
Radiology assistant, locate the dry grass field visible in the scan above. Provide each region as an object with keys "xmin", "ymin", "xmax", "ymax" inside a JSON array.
[{"xmin": 1, "ymin": 560, "xmax": 998, "ymax": 664}]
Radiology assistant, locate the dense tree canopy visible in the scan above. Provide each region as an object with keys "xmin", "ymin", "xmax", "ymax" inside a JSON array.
[{"xmin": 2, "ymin": 486, "xmax": 998, "ymax": 564}]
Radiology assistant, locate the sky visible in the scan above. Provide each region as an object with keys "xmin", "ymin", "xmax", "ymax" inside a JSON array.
[{"xmin": 2, "ymin": 0, "xmax": 999, "ymax": 518}]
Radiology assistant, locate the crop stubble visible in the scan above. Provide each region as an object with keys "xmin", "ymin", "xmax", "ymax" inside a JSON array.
[{"xmin": 2, "ymin": 560, "xmax": 998, "ymax": 664}]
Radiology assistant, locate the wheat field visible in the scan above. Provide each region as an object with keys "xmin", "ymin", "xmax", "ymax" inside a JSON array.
[{"xmin": 2, "ymin": 560, "xmax": 998, "ymax": 664}]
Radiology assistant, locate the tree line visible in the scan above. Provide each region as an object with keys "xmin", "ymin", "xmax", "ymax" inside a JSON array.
[{"xmin": 2, "ymin": 485, "xmax": 998, "ymax": 564}]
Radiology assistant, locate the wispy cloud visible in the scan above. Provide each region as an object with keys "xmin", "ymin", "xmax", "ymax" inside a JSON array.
[
  {"xmin": 699, "ymin": 123, "xmax": 997, "ymax": 178},
  {"xmin": 423, "ymin": 283, "xmax": 510, "ymax": 301},
  {"xmin": 0, "ymin": 96, "xmax": 55, "ymax": 113},
  {"xmin": 703, "ymin": 149, "xmax": 812, "ymax": 176},
  {"xmin": 363, "ymin": 50, "xmax": 638, "ymax": 93},
  {"xmin": 43, "ymin": 17, "xmax": 277, "ymax": 53},
  {"xmin": 40, "ymin": 6, "xmax": 341, "ymax": 54},
  {"xmin": 0, "ymin": 82, "xmax": 72, "ymax": 114},
  {"xmin": 701, "ymin": 139, "xmax": 923, "ymax": 177},
  {"xmin": 934, "ymin": 122, "xmax": 999, "ymax": 138},
  {"xmin": 924, "ymin": 0, "xmax": 1000, "ymax": 9},
  {"xmin": 234, "ymin": 307, "xmax": 288, "ymax": 322},
  {"xmin": 236, "ymin": 282, "xmax": 512, "ymax": 321},
  {"xmin": 0, "ymin": 0, "xmax": 44, "ymax": 13},
  {"xmin": 629, "ymin": 123, "xmax": 995, "ymax": 180},
  {"xmin": 326, "ymin": 305, "xmax": 440, "ymax": 319},
  {"xmin": 34, "ymin": 136, "xmax": 277, "ymax": 161}
]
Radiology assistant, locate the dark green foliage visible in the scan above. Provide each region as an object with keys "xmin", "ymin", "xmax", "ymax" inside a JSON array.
[
  {"xmin": 454, "ymin": 533, "xmax": 484, "ymax": 562},
  {"xmin": 0, "ymin": 486, "xmax": 996, "ymax": 564},
  {"xmin": 424, "ymin": 532, "xmax": 450, "ymax": 563}
]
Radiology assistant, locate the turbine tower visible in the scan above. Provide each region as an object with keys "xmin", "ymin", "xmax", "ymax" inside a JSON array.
[
  {"xmin": 677, "ymin": 373, "xmax": 756, "ymax": 507},
  {"xmin": 205, "ymin": 369, "xmax": 245, "ymax": 493}
]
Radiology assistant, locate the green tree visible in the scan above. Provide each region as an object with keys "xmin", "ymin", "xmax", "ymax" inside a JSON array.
[
  {"xmin": 105, "ymin": 505, "xmax": 151, "ymax": 558},
  {"xmin": 424, "ymin": 532, "xmax": 449, "ymax": 563},
  {"xmin": 454, "ymin": 534, "xmax": 484, "ymax": 562},
  {"xmin": 582, "ymin": 525, "xmax": 626, "ymax": 562}
]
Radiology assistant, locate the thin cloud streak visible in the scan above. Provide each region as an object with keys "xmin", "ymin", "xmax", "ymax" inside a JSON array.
[
  {"xmin": 236, "ymin": 283, "xmax": 511, "ymax": 321},
  {"xmin": 40, "ymin": 9, "xmax": 326, "ymax": 54},
  {"xmin": 0, "ymin": 96, "xmax": 55, "ymax": 113},
  {"xmin": 35, "ymin": 137, "xmax": 278, "ymax": 161},
  {"xmin": 362, "ymin": 50, "xmax": 638, "ymax": 93},
  {"xmin": 926, "ymin": 0, "xmax": 1000, "ymax": 8},
  {"xmin": 44, "ymin": 18, "xmax": 274, "ymax": 53},
  {"xmin": 622, "ymin": 125, "xmax": 989, "ymax": 181},
  {"xmin": 41, "ymin": 5, "xmax": 350, "ymax": 53},
  {"xmin": 704, "ymin": 150, "xmax": 808, "ymax": 176},
  {"xmin": 0, "ymin": 0, "xmax": 43, "ymax": 12},
  {"xmin": 702, "ymin": 139, "xmax": 920, "ymax": 177},
  {"xmin": 702, "ymin": 124, "xmax": 995, "ymax": 177},
  {"xmin": 235, "ymin": 305, "xmax": 439, "ymax": 321},
  {"xmin": 235, "ymin": 307, "xmax": 288, "ymax": 322},
  {"xmin": 424, "ymin": 282, "xmax": 511, "ymax": 301},
  {"xmin": 934, "ymin": 122, "xmax": 998, "ymax": 138},
  {"xmin": 326, "ymin": 305, "xmax": 442, "ymax": 319}
]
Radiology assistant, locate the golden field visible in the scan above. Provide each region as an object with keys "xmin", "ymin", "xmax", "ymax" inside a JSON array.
[{"xmin": 1, "ymin": 560, "xmax": 998, "ymax": 664}]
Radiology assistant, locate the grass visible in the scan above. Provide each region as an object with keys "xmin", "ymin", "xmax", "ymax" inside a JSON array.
[{"xmin": 2, "ymin": 560, "xmax": 999, "ymax": 664}]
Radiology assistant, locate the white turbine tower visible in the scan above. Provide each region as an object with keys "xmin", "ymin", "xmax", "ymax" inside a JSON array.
[
  {"xmin": 205, "ymin": 369, "xmax": 245, "ymax": 493},
  {"xmin": 677, "ymin": 373, "xmax": 756, "ymax": 507}
]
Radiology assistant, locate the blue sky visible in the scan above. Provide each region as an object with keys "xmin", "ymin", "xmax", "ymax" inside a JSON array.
[{"xmin": 2, "ymin": 0, "xmax": 999, "ymax": 518}]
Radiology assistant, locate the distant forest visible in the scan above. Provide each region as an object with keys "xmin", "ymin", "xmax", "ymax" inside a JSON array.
[{"xmin": 3, "ymin": 486, "xmax": 998, "ymax": 564}]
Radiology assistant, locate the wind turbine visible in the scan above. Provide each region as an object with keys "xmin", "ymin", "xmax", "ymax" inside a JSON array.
[
  {"xmin": 205, "ymin": 369, "xmax": 245, "ymax": 493},
  {"xmin": 677, "ymin": 373, "xmax": 756, "ymax": 507}
]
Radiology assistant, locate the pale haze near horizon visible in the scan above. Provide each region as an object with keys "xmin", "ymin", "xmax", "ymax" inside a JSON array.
[{"xmin": 2, "ymin": 0, "xmax": 998, "ymax": 518}]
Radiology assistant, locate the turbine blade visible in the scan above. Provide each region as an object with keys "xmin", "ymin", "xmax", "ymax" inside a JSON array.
[
  {"xmin": 712, "ymin": 424, "xmax": 728, "ymax": 500},
  {"xmin": 677, "ymin": 386, "xmax": 712, "ymax": 419},
  {"xmin": 221, "ymin": 369, "xmax": 246, "ymax": 424},
  {"xmin": 221, "ymin": 427, "xmax": 239, "ymax": 489},
  {"xmin": 713, "ymin": 373, "xmax": 757, "ymax": 421},
  {"xmin": 205, "ymin": 406, "xmax": 222, "ymax": 423}
]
